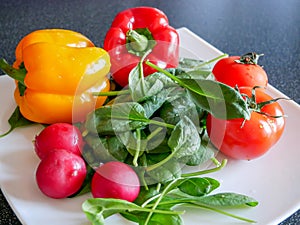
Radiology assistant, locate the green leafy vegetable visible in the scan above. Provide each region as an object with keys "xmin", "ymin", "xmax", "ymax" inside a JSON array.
[
  {"xmin": 196, "ymin": 192, "xmax": 259, "ymax": 207},
  {"xmin": 178, "ymin": 177, "xmax": 220, "ymax": 197},
  {"xmin": 168, "ymin": 116, "xmax": 200, "ymax": 159},
  {"xmin": 82, "ymin": 198, "xmax": 184, "ymax": 225},
  {"xmin": 0, "ymin": 59, "xmax": 27, "ymax": 95},
  {"xmin": 82, "ymin": 56, "xmax": 258, "ymax": 225},
  {"xmin": 159, "ymin": 92, "xmax": 199, "ymax": 126},
  {"xmin": 0, "ymin": 107, "xmax": 36, "ymax": 138},
  {"xmin": 185, "ymin": 78, "xmax": 250, "ymax": 119},
  {"xmin": 146, "ymin": 157, "xmax": 182, "ymax": 183},
  {"xmin": 128, "ymin": 53, "xmax": 165, "ymax": 102},
  {"xmin": 178, "ymin": 140, "xmax": 214, "ymax": 166},
  {"xmin": 83, "ymin": 159, "xmax": 258, "ymax": 225},
  {"xmin": 85, "ymin": 102, "xmax": 149, "ymax": 135},
  {"xmin": 145, "ymin": 60, "xmax": 251, "ymax": 120}
]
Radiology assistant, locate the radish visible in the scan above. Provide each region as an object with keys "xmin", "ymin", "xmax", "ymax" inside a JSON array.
[
  {"xmin": 34, "ymin": 123, "xmax": 83, "ymax": 159},
  {"xmin": 35, "ymin": 149, "xmax": 87, "ymax": 199},
  {"xmin": 91, "ymin": 161, "xmax": 140, "ymax": 202}
]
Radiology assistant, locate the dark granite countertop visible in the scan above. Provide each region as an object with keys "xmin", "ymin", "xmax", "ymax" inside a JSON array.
[{"xmin": 0, "ymin": 0, "xmax": 299, "ymax": 224}]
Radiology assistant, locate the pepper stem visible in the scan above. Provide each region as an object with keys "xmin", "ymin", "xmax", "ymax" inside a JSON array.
[
  {"xmin": 126, "ymin": 29, "xmax": 149, "ymax": 52},
  {"xmin": 126, "ymin": 28, "xmax": 156, "ymax": 57}
]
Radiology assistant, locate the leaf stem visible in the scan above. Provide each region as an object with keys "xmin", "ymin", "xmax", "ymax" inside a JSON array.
[
  {"xmin": 132, "ymin": 129, "xmax": 141, "ymax": 167},
  {"xmin": 146, "ymin": 127, "xmax": 164, "ymax": 142},
  {"xmin": 110, "ymin": 115, "xmax": 175, "ymax": 129},
  {"xmin": 146, "ymin": 150, "xmax": 176, "ymax": 172},
  {"xmin": 139, "ymin": 206, "xmax": 184, "ymax": 215},
  {"xmin": 211, "ymin": 157, "xmax": 221, "ymax": 167},
  {"xmin": 181, "ymin": 159, "xmax": 227, "ymax": 177},
  {"xmin": 184, "ymin": 202, "xmax": 257, "ymax": 223},
  {"xmin": 146, "ymin": 60, "xmax": 185, "ymax": 87},
  {"xmin": 148, "ymin": 119, "xmax": 175, "ymax": 129},
  {"xmin": 0, "ymin": 127, "xmax": 13, "ymax": 138},
  {"xmin": 141, "ymin": 193, "xmax": 162, "ymax": 208},
  {"xmin": 144, "ymin": 179, "xmax": 181, "ymax": 225},
  {"xmin": 92, "ymin": 89, "xmax": 130, "ymax": 96},
  {"xmin": 139, "ymin": 170, "xmax": 149, "ymax": 191},
  {"xmin": 145, "ymin": 54, "xmax": 228, "ymax": 86},
  {"xmin": 193, "ymin": 53, "xmax": 228, "ymax": 69}
]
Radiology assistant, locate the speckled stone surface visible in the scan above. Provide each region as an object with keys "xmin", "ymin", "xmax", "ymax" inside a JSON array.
[{"xmin": 0, "ymin": 0, "xmax": 299, "ymax": 224}]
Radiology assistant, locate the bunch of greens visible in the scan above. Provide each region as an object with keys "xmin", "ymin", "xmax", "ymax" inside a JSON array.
[
  {"xmin": 83, "ymin": 171, "xmax": 258, "ymax": 225},
  {"xmin": 82, "ymin": 55, "xmax": 249, "ymax": 183},
  {"xmin": 81, "ymin": 55, "xmax": 257, "ymax": 224}
]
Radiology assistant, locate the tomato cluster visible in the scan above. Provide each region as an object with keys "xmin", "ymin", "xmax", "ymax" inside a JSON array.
[{"xmin": 207, "ymin": 53, "xmax": 286, "ymax": 160}]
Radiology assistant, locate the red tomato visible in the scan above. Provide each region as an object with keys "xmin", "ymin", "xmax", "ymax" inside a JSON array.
[
  {"xmin": 206, "ymin": 87, "xmax": 285, "ymax": 160},
  {"xmin": 34, "ymin": 123, "xmax": 83, "ymax": 159},
  {"xmin": 212, "ymin": 53, "xmax": 268, "ymax": 88},
  {"xmin": 35, "ymin": 149, "xmax": 87, "ymax": 199},
  {"xmin": 91, "ymin": 161, "xmax": 140, "ymax": 202}
]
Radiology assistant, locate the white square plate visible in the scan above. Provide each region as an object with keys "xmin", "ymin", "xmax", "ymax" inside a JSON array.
[{"xmin": 0, "ymin": 27, "xmax": 299, "ymax": 225}]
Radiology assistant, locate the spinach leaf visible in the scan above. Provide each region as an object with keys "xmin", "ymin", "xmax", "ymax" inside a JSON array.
[
  {"xmin": 146, "ymin": 213, "xmax": 183, "ymax": 225},
  {"xmin": 152, "ymin": 194, "xmax": 258, "ymax": 223},
  {"xmin": 106, "ymin": 136, "xmax": 130, "ymax": 162},
  {"xmin": 184, "ymin": 78, "xmax": 250, "ymax": 120},
  {"xmin": 146, "ymin": 117, "xmax": 201, "ymax": 173},
  {"xmin": 117, "ymin": 129, "xmax": 146, "ymax": 166},
  {"xmin": 118, "ymin": 123, "xmax": 169, "ymax": 157},
  {"xmin": 145, "ymin": 71, "xmax": 178, "ymax": 88},
  {"xmin": 118, "ymin": 130, "xmax": 146, "ymax": 156},
  {"xmin": 121, "ymin": 211, "xmax": 183, "ymax": 225},
  {"xmin": 119, "ymin": 211, "xmax": 140, "ymax": 223},
  {"xmin": 145, "ymin": 61, "xmax": 250, "ymax": 120},
  {"xmin": 85, "ymin": 101, "xmax": 175, "ymax": 136},
  {"xmin": 0, "ymin": 106, "xmax": 36, "ymax": 138},
  {"xmin": 168, "ymin": 116, "xmax": 201, "ymax": 159},
  {"xmin": 134, "ymin": 185, "xmax": 161, "ymax": 206},
  {"xmin": 146, "ymin": 129, "xmax": 170, "ymax": 154},
  {"xmin": 178, "ymin": 55, "xmax": 227, "ymax": 74},
  {"xmin": 129, "ymin": 66, "xmax": 164, "ymax": 102},
  {"xmin": 128, "ymin": 52, "xmax": 165, "ymax": 102},
  {"xmin": 178, "ymin": 139, "xmax": 214, "ymax": 166},
  {"xmin": 197, "ymin": 192, "xmax": 259, "ymax": 207},
  {"xmin": 82, "ymin": 198, "xmax": 183, "ymax": 225},
  {"xmin": 83, "ymin": 135, "xmax": 128, "ymax": 166},
  {"xmin": 82, "ymin": 198, "xmax": 139, "ymax": 225},
  {"xmin": 178, "ymin": 177, "xmax": 220, "ymax": 197},
  {"xmin": 146, "ymin": 161, "xmax": 182, "ymax": 184},
  {"xmin": 159, "ymin": 92, "xmax": 200, "ymax": 127},
  {"xmin": 177, "ymin": 58, "xmax": 213, "ymax": 79},
  {"xmin": 178, "ymin": 58, "xmax": 207, "ymax": 71},
  {"xmin": 85, "ymin": 102, "xmax": 149, "ymax": 135},
  {"xmin": 141, "ymin": 87, "xmax": 178, "ymax": 118},
  {"xmin": 0, "ymin": 59, "xmax": 27, "ymax": 95},
  {"xmin": 82, "ymin": 136, "xmax": 112, "ymax": 167}
]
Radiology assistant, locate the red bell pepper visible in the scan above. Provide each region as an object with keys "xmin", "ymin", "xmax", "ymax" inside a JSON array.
[{"xmin": 103, "ymin": 7, "xmax": 180, "ymax": 87}]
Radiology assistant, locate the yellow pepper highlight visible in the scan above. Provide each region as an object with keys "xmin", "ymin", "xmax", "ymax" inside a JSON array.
[{"xmin": 7, "ymin": 29, "xmax": 111, "ymax": 124}]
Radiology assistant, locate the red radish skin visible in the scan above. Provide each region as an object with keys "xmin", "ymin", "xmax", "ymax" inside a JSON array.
[
  {"xmin": 34, "ymin": 123, "xmax": 83, "ymax": 159},
  {"xmin": 91, "ymin": 161, "xmax": 140, "ymax": 202},
  {"xmin": 35, "ymin": 149, "xmax": 87, "ymax": 199}
]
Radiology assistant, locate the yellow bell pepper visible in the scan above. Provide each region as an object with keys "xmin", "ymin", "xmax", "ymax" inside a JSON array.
[{"xmin": 0, "ymin": 29, "xmax": 111, "ymax": 124}]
